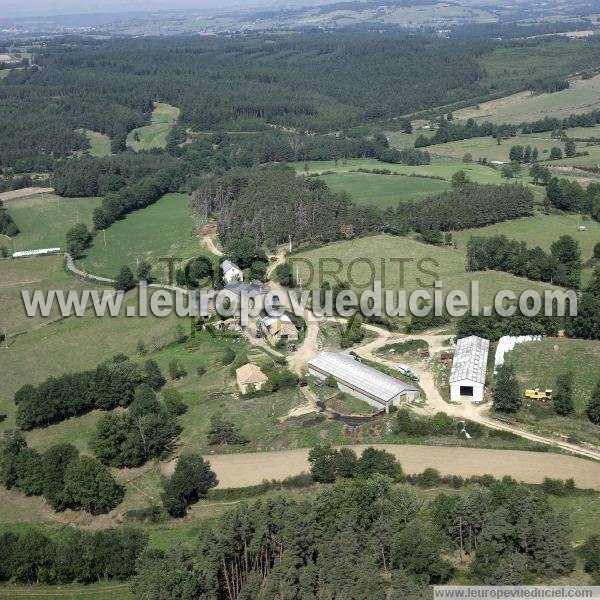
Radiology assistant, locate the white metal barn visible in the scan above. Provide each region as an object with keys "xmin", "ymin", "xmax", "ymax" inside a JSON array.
[
  {"xmin": 308, "ymin": 352, "xmax": 420, "ymax": 413},
  {"xmin": 449, "ymin": 335, "xmax": 490, "ymax": 403}
]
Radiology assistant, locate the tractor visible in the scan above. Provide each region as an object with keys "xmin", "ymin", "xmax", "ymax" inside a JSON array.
[{"xmin": 524, "ymin": 387, "xmax": 552, "ymax": 401}]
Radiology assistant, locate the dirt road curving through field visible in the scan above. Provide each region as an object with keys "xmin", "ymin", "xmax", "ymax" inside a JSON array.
[{"xmin": 205, "ymin": 444, "xmax": 600, "ymax": 489}]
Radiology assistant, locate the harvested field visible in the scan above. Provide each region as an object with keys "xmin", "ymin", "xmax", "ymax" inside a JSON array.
[{"xmin": 206, "ymin": 444, "xmax": 600, "ymax": 489}]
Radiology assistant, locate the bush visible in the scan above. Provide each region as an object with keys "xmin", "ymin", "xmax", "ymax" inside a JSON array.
[
  {"xmin": 168, "ymin": 359, "xmax": 187, "ymax": 380},
  {"xmin": 207, "ymin": 414, "xmax": 248, "ymax": 446},
  {"xmin": 162, "ymin": 387, "xmax": 187, "ymax": 416},
  {"xmin": 414, "ymin": 467, "xmax": 442, "ymax": 488},
  {"xmin": 541, "ymin": 477, "xmax": 576, "ymax": 497}
]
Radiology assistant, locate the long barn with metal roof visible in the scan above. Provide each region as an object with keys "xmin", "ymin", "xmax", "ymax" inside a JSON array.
[
  {"xmin": 449, "ymin": 335, "xmax": 490, "ymax": 403},
  {"xmin": 308, "ymin": 352, "xmax": 420, "ymax": 413}
]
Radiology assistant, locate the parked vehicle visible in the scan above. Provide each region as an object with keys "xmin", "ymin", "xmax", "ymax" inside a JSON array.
[{"xmin": 524, "ymin": 387, "xmax": 552, "ymax": 401}]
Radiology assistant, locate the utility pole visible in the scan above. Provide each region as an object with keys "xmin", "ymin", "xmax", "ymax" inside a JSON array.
[
  {"xmin": 288, "ymin": 234, "xmax": 292, "ymax": 253},
  {"xmin": 103, "ymin": 230, "xmax": 106, "ymax": 246},
  {"xmin": 2, "ymin": 327, "xmax": 7, "ymax": 349}
]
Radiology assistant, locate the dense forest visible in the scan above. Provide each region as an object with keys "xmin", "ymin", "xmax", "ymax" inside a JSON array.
[
  {"xmin": 131, "ymin": 474, "xmax": 576, "ymax": 597},
  {"xmin": 191, "ymin": 165, "xmax": 354, "ymax": 247},
  {"xmin": 191, "ymin": 166, "xmax": 535, "ymax": 246},
  {"xmin": 404, "ymin": 183, "xmax": 534, "ymax": 232},
  {"xmin": 2, "ymin": 34, "xmax": 600, "ymax": 170}
]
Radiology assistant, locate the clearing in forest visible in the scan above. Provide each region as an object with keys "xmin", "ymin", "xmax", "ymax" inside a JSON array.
[{"xmin": 126, "ymin": 102, "xmax": 180, "ymax": 151}]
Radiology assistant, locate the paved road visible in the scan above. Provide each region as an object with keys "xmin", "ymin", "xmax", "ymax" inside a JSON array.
[{"xmin": 205, "ymin": 444, "xmax": 600, "ymax": 490}]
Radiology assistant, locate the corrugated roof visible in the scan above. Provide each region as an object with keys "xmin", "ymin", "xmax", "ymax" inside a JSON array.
[
  {"xmin": 222, "ymin": 260, "xmax": 240, "ymax": 273},
  {"xmin": 308, "ymin": 352, "xmax": 418, "ymax": 402},
  {"xmin": 225, "ymin": 280, "xmax": 263, "ymax": 298},
  {"xmin": 449, "ymin": 335, "xmax": 490, "ymax": 385}
]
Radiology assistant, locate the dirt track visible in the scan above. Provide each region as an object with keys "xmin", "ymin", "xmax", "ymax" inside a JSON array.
[
  {"xmin": 0, "ymin": 187, "xmax": 53, "ymax": 202},
  {"xmin": 206, "ymin": 444, "xmax": 600, "ymax": 490}
]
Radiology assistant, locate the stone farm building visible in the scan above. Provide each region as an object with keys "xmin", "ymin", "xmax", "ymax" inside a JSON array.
[
  {"xmin": 449, "ymin": 335, "xmax": 490, "ymax": 403},
  {"xmin": 259, "ymin": 313, "xmax": 299, "ymax": 344},
  {"xmin": 236, "ymin": 363, "xmax": 268, "ymax": 394},
  {"xmin": 308, "ymin": 352, "xmax": 420, "ymax": 413}
]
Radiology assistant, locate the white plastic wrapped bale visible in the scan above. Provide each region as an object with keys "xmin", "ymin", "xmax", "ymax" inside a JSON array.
[
  {"xmin": 12, "ymin": 248, "xmax": 60, "ymax": 258},
  {"xmin": 493, "ymin": 335, "xmax": 542, "ymax": 374}
]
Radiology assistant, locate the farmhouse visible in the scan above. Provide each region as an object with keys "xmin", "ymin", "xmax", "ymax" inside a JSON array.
[
  {"xmin": 259, "ymin": 312, "xmax": 299, "ymax": 344},
  {"xmin": 308, "ymin": 352, "xmax": 420, "ymax": 413},
  {"xmin": 236, "ymin": 363, "xmax": 268, "ymax": 394},
  {"xmin": 224, "ymin": 280, "xmax": 264, "ymax": 300},
  {"xmin": 449, "ymin": 335, "xmax": 490, "ymax": 403},
  {"xmin": 221, "ymin": 260, "xmax": 243, "ymax": 284}
]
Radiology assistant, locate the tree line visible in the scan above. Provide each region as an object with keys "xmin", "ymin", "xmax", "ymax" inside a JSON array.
[
  {"xmin": 0, "ymin": 431, "xmax": 123, "ymax": 514},
  {"xmin": 14, "ymin": 355, "xmax": 165, "ymax": 430},
  {"xmin": 400, "ymin": 182, "xmax": 534, "ymax": 232},
  {"xmin": 0, "ymin": 525, "xmax": 147, "ymax": 584},
  {"xmin": 547, "ymin": 178, "xmax": 600, "ymax": 220},
  {"xmin": 466, "ymin": 233, "xmax": 582, "ymax": 288}
]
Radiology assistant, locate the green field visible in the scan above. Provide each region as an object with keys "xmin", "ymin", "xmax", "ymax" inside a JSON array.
[
  {"xmin": 316, "ymin": 172, "xmax": 451, "ymax": 207},
  {"xmin": 454, "ymin": 73, "xmax": 600, "ymax": 125},
  {"xmin": 81, "ymin": 129, "xmax": 111, "ymax": 157},
  {"xmin": 0, "ymin": 256, "xmax": 103, "ymax": 335},
  {"xmin": 79, "ymin": 193, "xmax": 209, "ymax": 279},
  {"xmin": 0, "ymin": 582, "xmax": 133, "ymax": 599},
  {"xmin": 292, "ymin": 157, "xmax": 508, "ymax": 185},
  {"xmin": 452, "ymin": 213, "xmax": 600, "ymax": 259},
  {"xmin": 126, "ymin": 103, "xmax": 180, "ymax": 151},
  {"xmin": 422, "ymin": 133, "xmax": 560, "ymax": 163},
  {"xmin": 0, "ymin": 289, "xmax": 182, "ymax": 439},
  {"xmin": 2, "ymin": 194, "xmax": 101, "ymax": 253},
  {"xmin": 291, "ymin": 233, "xmax": 561, "ymax": 305},
  {"xmin": 291, "ymin": 157, "xmax": 529, "ymax": 207},
  {"xmin": 508, "ymin": 337, "xmax": 600, "ymax": 445}
]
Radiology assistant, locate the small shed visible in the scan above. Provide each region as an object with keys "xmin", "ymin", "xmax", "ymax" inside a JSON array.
[{"xmin": 236, "ymin": 363, "xmax": 268, "ymax": 394}]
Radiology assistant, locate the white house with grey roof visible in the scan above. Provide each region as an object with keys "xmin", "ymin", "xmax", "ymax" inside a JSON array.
[
  {"xmin": 449, "ymin": 335, "xmax": 490, "ymax": 403},
  {"xmin": 308, "ymin": 352, "xmax": 420, "ymax": 413},
  {"xmin": 221, "ymin": 260, "xmax": 243, "ymax": 284}
]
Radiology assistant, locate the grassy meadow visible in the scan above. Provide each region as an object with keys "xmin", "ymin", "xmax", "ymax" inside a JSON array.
[
  {"xmin": 507, "ymin": 337, "xmax": 600, "ymax": 446},
  {"xmin": 291, "ymin": 233, "xmax": 561, "ymax": 305},
  {"xmin": 78, "ymin": 192, "xmax": 210, "ymax": 280},
  {"xmin": 126, "ymin": 102, "xmax": 180, "ymax": 151},
  {"xmin": 291, "ymin": 157, "xmax": 530, "ymax": 207},
  {"xmin": 452, "ymin": 213, "xmax": 600, "ymax": 286},
  {"xmin": 0, "ymin": 255, "xmax": 104, "ymax": 335},
  {"xmin": 0, "ymin": 288, "xmax": 183, "ymax": 439},
  {"xmin": 81, "ymin": 129, "xmax": 111, "ymax": 157},
  {"xmin": 422, "ymin": 133, "xmax": 560, "ymax": 163},
  {"xmin": 316, "ymin": 171, "xmax": 451, "ymax": 208},
  {"xmin": 454, "ymin": 72, "xmax": 600, "ymax": 124},
  {"xmin": 452, "ymin": 213, "xmax": 600, "ymax": 259},
  {"xmin": 1, "ymin": 193, "xmax": 101, "ymax": 253}
]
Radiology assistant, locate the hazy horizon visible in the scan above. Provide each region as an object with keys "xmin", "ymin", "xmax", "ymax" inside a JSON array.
[{"xmin": 1, "ymin": 0, "xmax": 333, "ymax": 20}]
